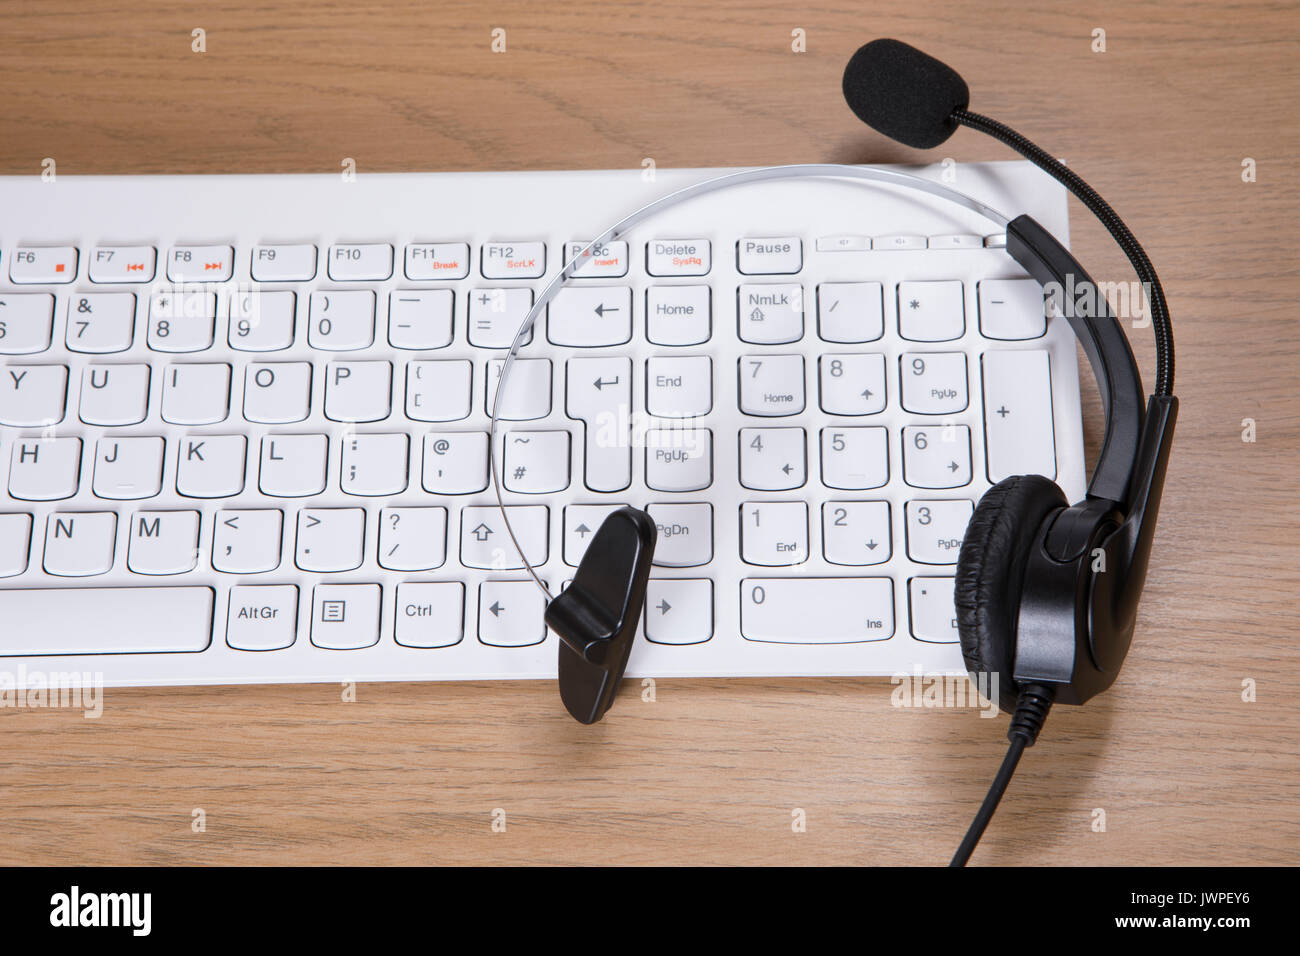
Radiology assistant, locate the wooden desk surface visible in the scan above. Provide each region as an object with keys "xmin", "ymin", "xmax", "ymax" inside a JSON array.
[{"xmin": 0, "ymin": 0, "xmax": 1296, "ymax": 866}]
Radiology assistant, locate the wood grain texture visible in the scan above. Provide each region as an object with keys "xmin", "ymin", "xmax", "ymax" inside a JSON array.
[{"xmin": 0, "ymin": 0, "xmax": 1297, "ymax": 866}]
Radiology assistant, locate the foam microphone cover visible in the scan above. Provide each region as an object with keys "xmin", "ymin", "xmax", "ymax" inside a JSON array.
[{"xmin": 842, "ymin": 39, "xmax": 970, "ymax": 149}]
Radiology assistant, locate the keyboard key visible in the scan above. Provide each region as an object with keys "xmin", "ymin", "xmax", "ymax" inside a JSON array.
[
  {"xmin": 311, "ymin": 583, "xmax": 381, "ymax": 649},
  {"xmin": 565, "ymin": 240, "xmax": 629, "ymax": 278},
  {"xmin": 10, "ymin": 246, "xmax": 77, "ymax": 284},
  {"xmin": 643, "ymin": 578, "xmax": 713, "ymax": 644},
  {"xmin": 406, "ymin": 360, "xmax": 472, "ymax": 422},
  {"xmin": 230, "ymin": 290, "xmax": 296, "ymax": 351},
  {"xmin": 394, "ymin": 582, "xmax": 464, "ymax": 647},
  {"xmin": 739, "ymin": 427, "xmax": 806, "ymax": 491},
  {"xmin": 741, "ymin": 577, "xmax": 893, "ymax": 643},
  {"xmin": 485, "ymin": 358, "xmax": 551, "ymax": 420},
  {"xmin": 422, "ymin": 432, "xmax": 489, "ymax": 494},
  {"xmin": 900, "ymin": 352, "xmax": 968, "ymax": 414},
  {"xmin": 0, "ymin": 364, "xmax": 67, "ymax": 426},
  {"xmin": 563, "ymin": 503, "xmax": 628, "ymax": 567},
  {"xmin": 645, "ymin": 429, "xmax": 712, "ymax": 492},
  {"xmin": 646, "ymin": 356, "xmax": 712, "ymax": 417},
  {"xmin": 66, "ymin": 293, "xmax": 135, "ymax": 353},
  {"xmin": 909, "ymin": 577, "xmax": 959, "ymax": 643},
  {"xmin": 176, "ymin": 435, "xmax": 247, "ymax": 498},
  {"xmin": 389, "ymin": 290, "xmax": 454, "ymax": 350},
  {"xmin": 737, "ymin": 237, "xmax": 801, "ymax": 275},
  {"xmin": 481, "ymin": 241, "xmax": 545, "ymax": 279},
  {"xmin": 0, "ymin": 587, "xmax": 212, "ymax": 655},
  {"xmin": 243, "ymin": 362, "xmax": 312, "ymax": 424},
  {"xmin": 365, "ymin": 404, "xmax": 430, "ymax": 475},
  {"xmin": 739, "ymin": 354, "xmax": 804, "ymax": 416},
  {"xmin": 898, "ymin": 280, "xmax": 965, "ymax": 341},
  {"xmin": 324, "ymin": 360, "xmax": 392, "ymax": 422},
  {"xmin": 127, "ymin": 510, "xmax": 200, "ymax": 575},
  {"xmin": 478, "ymin": 580, "xmax": 546, "ymax": 646},
  {"xmin": 309, "ymin": 290, "xmax": 375, "ymax": 350},
  {"xmin": 89, "ymin": 246, "xmax": 156, "ymax": 283},
  {"xmin": 565, "ymin": 356, "xmax": 631, "ymax": 492},
  {"xmin": 93, "ymin": 436, "xmax": 164, "ymax": 500},
  {"xmin": 822, "ymin": 501, "xmax": 891, "ymax": 565},
  {"xmin": 874, "ymin": 234, "xmax": 926, "ymax": 251},
  {"xmin": 327, "ymin": 243, "xmax": 393, "ymax": 281},
  {"xmin": 404, "ymin": 243, "xmax": 469, "ymax": 280},
  {"xmin": 930, "ymin": 234, "xmax": 983, "ymax": 249},
  {"xmin": 43, "ymin": 512, "xmax": 116, "ymax": 576},
  {"xmin": 740, "ymin": 501, "xmax": 808, "ymax": 566},
  {"xmin": 0, "ymin": 514, "xmax": 32, "ymax": 577},
  {"xmin": 460, "ymin": 505, "xmax": 548, "ymax": 570},
  {"xmin": 213, "ymin": 509, "xmax": 283, "ymax": 573},
  {"xmin": 646, "ymin": 502, "xmax": 713, "ymax": 567},
  {"xmin": 821, "ymin": 426, "xmax": 889, "ymax": 490},
  {"xmin": 296, "ymin": 508, "xmax": 366, "ymax": 572},
  {"xmin": 503, "ymin": 430, "xmax": 571, "ymax": 494},
  {"xmin": 148, "ymin": 291, "xmax": 216, "ymax": 351},
  {"xmin": 341, "ymin": 433, "xmax": 409, "ymax": 496},
  {"xmin": 902, "ymin": 425, "xmax": 972, "ymax": 489},
  {"xmin": 259, "ymin": 434, "xmax": 328, "ymax": 497},
  {"xmin": 167, "ymin": 245, "xmax": 233, "ymax": 282},
  {"xmin": 8, "ymin": 437, "xmax": 81, "ymax": 501},
  {"xmin": 469, "ymin": 288, "xmax": 533, "ymax": 348},
  {"xmin": 378, "ymin": 507, "xmax": 447, "ymax": 571},
  {"xmin": 80, "ymin": 364, "xmax": 150, "ymax": 426},
  {"xmin": 979, "ymin": 278, "xmax": 1047, "ymax": 340},
  {"xmin": 251, "ymin": 243, "xmax": 317, "ymax": 281},
  {"xmin": 548, "ymin": 286, "xmax": 632, "ymax": 346},
  {"xmin": 815, "ymin": 235, "xmax": 870, "ymax": 252},
  {"xmin": 646, "ymin": 239, "xmax": 710, "ymax": 276},
  {"xmin": 0, "ymin": 294, "xmax": 55, "ymax": 354},
  {"xmin": 738, "ymin": 283, "xmax": 803, "ymax": 344},
  {"xmin": 646, "ymin": 285, "xmax": 710, "ymax": 346},
  {"xmin": 819, "ymin": 353, "xmax": 886, "ymax": 415},
  {"xmin": 905, "ymin": 499, "xmax": 973, "ymax": 564},
  {"xmin": 227, "ymin": 585, "xmax": 298, "ymax": 650},
  {"xmin": 817, "ymin": 282, "xmax": 883, "ymax": 343},
  {"xmin": 982, "ymin": 350, "xmax": 1057, "ymax": 482},
  {"xmin": 162, "ymin": 363, "xmax": 231, "ymax": 425}
]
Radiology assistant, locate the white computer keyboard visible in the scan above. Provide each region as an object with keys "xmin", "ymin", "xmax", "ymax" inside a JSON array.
[{"xmin": 0, "ymin": 161, "xmax": 1084, "ymax": 687}]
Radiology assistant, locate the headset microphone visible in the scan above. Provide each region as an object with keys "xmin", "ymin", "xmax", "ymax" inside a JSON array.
[
  {"xmin": 843, "ymin": 38, "xmax": 1177, "ymax": 865},
  {"xmin": 842, "ymin": 39, "xmax": 970, "ymax": 148}
]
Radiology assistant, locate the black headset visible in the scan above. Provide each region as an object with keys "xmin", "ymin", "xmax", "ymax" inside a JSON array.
[{"xmin": 535, "ymin": 39, "xmax": 1177, "ymax": 865}]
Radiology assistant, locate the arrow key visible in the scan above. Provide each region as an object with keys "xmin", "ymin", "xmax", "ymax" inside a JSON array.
[
  {"xmin": 902, "ymin": 425, "xmax": 972, "ymax": 489},
  {"xmin": 822, "ymin": 501, "xmax": 891, "ymax": 566},
  {"xmin": 643, "ymin": 579, "xmax": 713, "ymax": 645},
  {"xmin": 739, "ymin": 427, "xmax": 806, "ymax": 491},
  {"xmin": 563, "ymin": 503, "xmax": 628, "ymax": 566},
  {"xmin": 478, "ymin": 580, "xmax": 547, "ymax": 647}
]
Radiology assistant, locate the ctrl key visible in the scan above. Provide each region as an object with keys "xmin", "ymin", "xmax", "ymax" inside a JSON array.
[
  {"xmin": 395, "ymin": 582, "xmax": 465, "ymax": 648},
  {"xmin": 227, "ymin": 585, "xmax": 299, "ymax": 651},
  {"xmin": 311, "ymin": 584, "xmax": 381, "ymax": 649}
]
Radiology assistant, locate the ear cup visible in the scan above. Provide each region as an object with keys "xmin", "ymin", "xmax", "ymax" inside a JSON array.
[{"xmin": 955, "ymin": 475, "xmax": 1068, "ymax": 712}]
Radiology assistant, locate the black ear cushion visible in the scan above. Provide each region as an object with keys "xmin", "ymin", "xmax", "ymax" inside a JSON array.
[{"xmin": 955, "ymin": 475, "xmax": 1068, "ymax": 713}]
